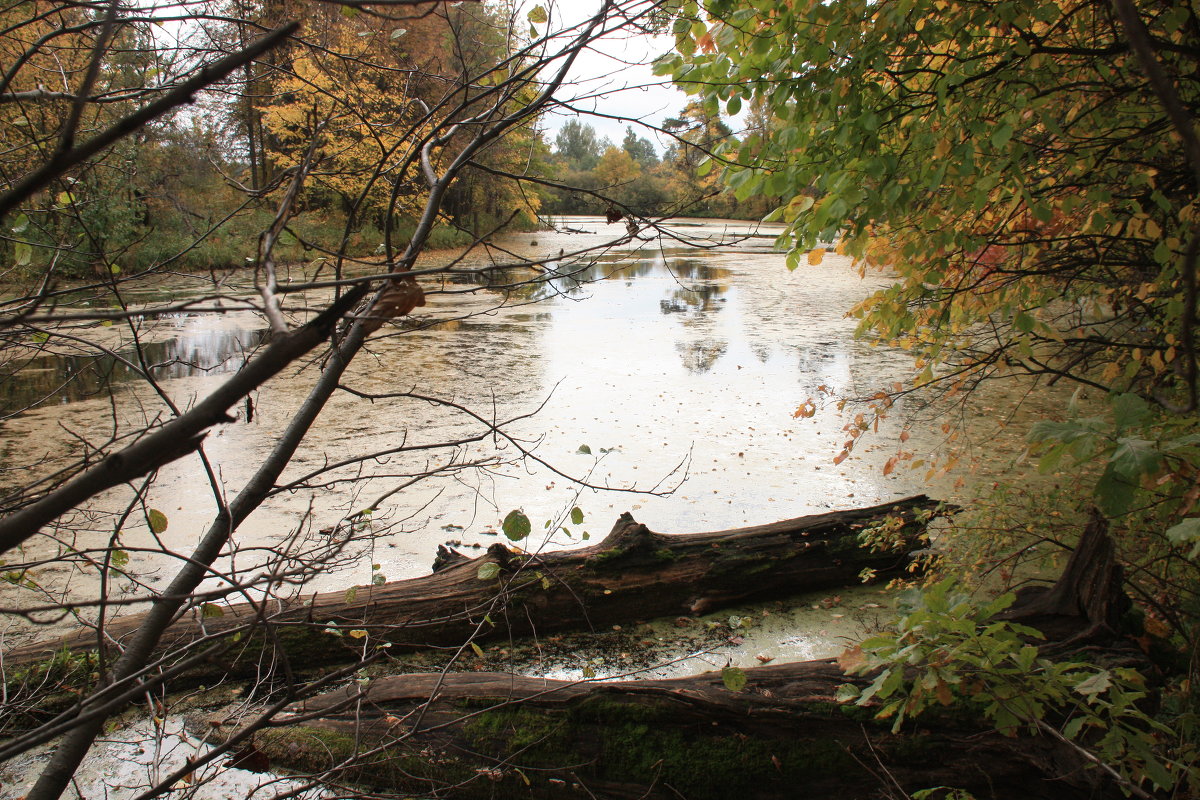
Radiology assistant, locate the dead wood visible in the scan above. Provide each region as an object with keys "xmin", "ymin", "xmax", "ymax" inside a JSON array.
[
  {"xmin": 249, "ymin": 511, "xmax": 1142, "ymax": 800},
  {"xmin": 7, "ymin": 496, "xmax": 945, "ymax": 672}
]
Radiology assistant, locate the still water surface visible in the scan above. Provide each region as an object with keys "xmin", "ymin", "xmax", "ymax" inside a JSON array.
[
  {"xmin": 0, "ymin": 216, "xmax": 1005, "ymax": 800},
  {"xmin": 0, "ymin": 217, "xmax": 945, "ymax": 623}
]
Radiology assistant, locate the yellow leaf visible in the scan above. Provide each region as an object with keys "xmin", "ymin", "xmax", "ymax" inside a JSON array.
[
  {"xmin": 807, "ymin": 248, "xmax": 825, "ymax": 265},
  {"xmin": 348, "ymin": 629, "xmax": 368, "ymax": 639}
]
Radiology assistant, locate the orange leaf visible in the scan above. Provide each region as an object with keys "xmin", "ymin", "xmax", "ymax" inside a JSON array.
[
  {"xmin": 793, "ymin": 399, "xmax": 817, "ymax": 418},
  {"xmin": 837, "ymin": 645, "xmax": 866, "ymax": 674},
  {"xmin": 935, "ymin": 678, "xmax": 954, "ymax": 705}
]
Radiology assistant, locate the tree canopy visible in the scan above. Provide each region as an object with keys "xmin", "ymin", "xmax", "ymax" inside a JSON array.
[
  {"xmin": 661, "ymin": 0, "xmax": 1200, "ymax": 513},
  {"xmin": 663, "ymin": 1, "xmax": 1200, "ymax": 790}
]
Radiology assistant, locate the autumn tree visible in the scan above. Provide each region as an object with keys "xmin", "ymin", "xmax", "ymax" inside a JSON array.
[
  {"xmin": 0, "ymin": 3, "xmax": 659, "ymax": 799},
  {"xmin": 658, "ymin": 100, "xmax": 738, "ymax": 216},
  {"xmin": 662, "ymin": 0, "xmax": 1200, "ymax": 788},
  {"xmin": 665, "ymin": 0, "xmax": 1200, "ymax": 517}
]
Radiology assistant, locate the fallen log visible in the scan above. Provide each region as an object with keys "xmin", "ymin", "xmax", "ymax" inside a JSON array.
[
  {"xmin": 7, "ymin": 496, "xmax": 944, "ymax": 672},
  {"xmin": 248, "ymin": 512, "xmax": 1143, "ymax": 800}
]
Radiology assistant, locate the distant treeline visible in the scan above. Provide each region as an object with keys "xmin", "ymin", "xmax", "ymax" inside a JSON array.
[
  {"xmin": 1, "ymin": 0, "xmax": 774, "ymax": 281},
  {"xmin": 541, "ymin": 109, "xmax": 777, "ymax": 221}
]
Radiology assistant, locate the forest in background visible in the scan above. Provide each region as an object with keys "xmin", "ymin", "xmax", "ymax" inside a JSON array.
[
  {"xmin": 541, "ymin": 110, "xmax": 775, "ymax": 220},
  {"xmin": 0, "ymin": 0, "xmax": 766, "ymax": 283},
  {"xmin": 3, "ymin": 0, "xmax": 1200, "ymax": 797}
]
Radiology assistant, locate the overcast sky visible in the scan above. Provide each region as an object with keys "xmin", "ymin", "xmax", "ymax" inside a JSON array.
[{"xmin": 534, "ymin": 2, "xmax": 689, "ymax": 153}]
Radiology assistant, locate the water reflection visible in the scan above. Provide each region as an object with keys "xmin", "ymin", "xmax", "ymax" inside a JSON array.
[
  {"xmin": 0, "ymin": 217, "xmax": 936, "ymax": 602},
  {"xmin": 676, "ymin": 338, "xmax": 728, "ymax": 373},
  {"xmin": 0, "ymin": 325, "xmax": 267, "ymax": 416}
]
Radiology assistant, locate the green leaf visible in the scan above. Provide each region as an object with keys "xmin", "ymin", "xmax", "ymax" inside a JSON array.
[
  {"xmin": 477, "ymin": 562, "xmax": 501, "ymax": 581},
  {"xmin": 470, "ymin": 642, "xmax": 485, "ymax": 658},
  {"xmin": 1166, "ymin": 517, "xmax": 1200, "ymax": 545},
  {"xmin": 1095, "ymin": 468, "xmax": 1136, "ymax": 517},
  {"xmin": 1108, "ymin": 438, "xmax": 1162, "ymax": 480},
  {"xmin": 570, "ymin": 507, "xmax": 584, "ymax": 525},
  {"xmin": 577, "ymin": 444, "xmax": 592, "ymax": 455},
  {"xmin": 110, "ymin": 549, "xmax": 129, "ymax": 568},
  {"xmin": 1166, "ymin": 518, "xmax": 1200, "ymax": 557},
  {"xmin": 502, "ymin": 509, "xmax": 531, "ymax": 541},
  {"xmin": 147, "ymin": 509, "xmax": 168, "ymax": 534},
  {"xmin": 1110, "ymin": 393, "xmax": 1150, "ymax": 431},
  {"xmin": 344, "ymin": 586, "xmax": 358, "ymax": 603},
  {"xmin": 721, "ymin": 665, "xmax": 747, "ymax": 692},
  {"xmin": 201, "ymin": 603, "xmax": 224, "ymax": 618},
  {"xmin": 835, "ymin": 683, "xmax": 861, "ymax": 703},
  {"xmin": 14, "ymin": 241, "xmax": 32, "ymax": 266},
  {"xmin": 1073, "ymin": 669, "xmax": 1112, "ymax": 698},
  {"xmin": 527, "ymin": 4, "xmax": 547, "ymax": 24},
  {"xmin": 390, "ymin": 27, "xmax": 406, "ymax": 39},
  {"xmin": 371, "ymin": 572, "xmax": 386, "ymax": 586},
  {"xmin": 990, "ymin": 123, "xmax": 1013, "ymax": 149},
  {"xmin": 11, "ymin": 213, "xmax": 28, "ymax": 234},
  {"xmin": 1061, "ymin": 716, "xmax": 1087, "ymax": 740}
]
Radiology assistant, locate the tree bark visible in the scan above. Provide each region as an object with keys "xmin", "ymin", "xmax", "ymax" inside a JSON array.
[
  {"xmin": 241, "ymin": 511, "xmax": 1140, "ymax": 800},
  {"xmin": 8, "ymin": 496, "xmax": 944, "ymax": 671}
]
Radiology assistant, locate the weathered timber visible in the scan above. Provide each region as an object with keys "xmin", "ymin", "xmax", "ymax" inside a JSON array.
[
  {"xmin": 251, "ymin": 512, "xmax": 1140, "ymax": 800},
  {"xmin": 7, "ymin": 496, "xmax": 943, "ymax": 670}
]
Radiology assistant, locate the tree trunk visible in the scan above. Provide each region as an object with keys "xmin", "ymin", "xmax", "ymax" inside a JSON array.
[
  {"xmin": 242, "ymin": 512, "xmax": 1140, "ymax": 800},
  {"xmin": 8, "ymin": 496, "xmax": 944, "ymax": 672}
]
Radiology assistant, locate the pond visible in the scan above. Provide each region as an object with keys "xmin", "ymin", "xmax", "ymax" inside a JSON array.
[
  {"xmin": 0, "ymin": 217, "xmax": 935, "ymax": 613},
  {"xmin": 1, "ymin": 216, "xmax": 1055, "ymax": 800}
]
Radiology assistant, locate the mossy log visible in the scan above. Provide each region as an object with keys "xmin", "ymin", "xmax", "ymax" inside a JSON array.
[
  {"xmin": 248, "ymin": 512, "xmax": 1139, "ymax": 800},
  {"xmin": 7, "ymin": 496, "xmax": 943, "ymax": 671}
]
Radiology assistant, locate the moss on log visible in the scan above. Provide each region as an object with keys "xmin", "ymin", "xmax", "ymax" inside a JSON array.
[
  {"xmin": 250, "ymin": 512, "xmax": 1139, "ymax": 800},
  {"xmin": 7, "ymin": 496, "xmax": 946, "ymax": 674}
]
